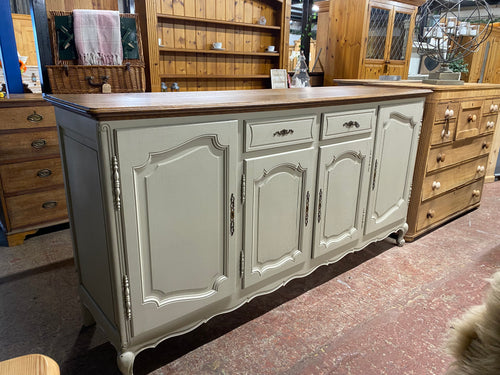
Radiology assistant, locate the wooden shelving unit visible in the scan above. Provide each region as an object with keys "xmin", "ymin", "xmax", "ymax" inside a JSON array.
[{"xmin": 137, "ymin": 0, "xmax": 291, "ymax": 92}]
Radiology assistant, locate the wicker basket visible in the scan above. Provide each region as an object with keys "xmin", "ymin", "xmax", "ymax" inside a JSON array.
[{"xmin": 47, "ymin": 11, "xmax": 145, "ymax": 94}]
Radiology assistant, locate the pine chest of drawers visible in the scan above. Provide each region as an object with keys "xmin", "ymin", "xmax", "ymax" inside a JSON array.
[
  {"xmin": 0, "ymin": 94, "xmax": 68, "ymax": 246},
  {"xmin": 405, "ymin": 84, "xmax": 500, "ymax": 241},
  {"xmin": 335, "ymin": 80, "xmax": 500, "ymax": 241}
]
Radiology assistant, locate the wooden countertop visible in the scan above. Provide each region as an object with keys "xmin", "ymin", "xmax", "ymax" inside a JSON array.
[
  {"xmin": 335, "ymin": 79, "xmax": 500, "ymax": 91},
  {"xmin": 0, "ymin": 93, "xmax": 50, "ymax": 107},
  {"xmin": 44, "ymin": 86, "xmax": 431, "ymax": 121}
]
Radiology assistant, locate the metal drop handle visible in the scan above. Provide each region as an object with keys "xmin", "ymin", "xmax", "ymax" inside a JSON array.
[
  {"xmin": 27, "ymin": 111, "xmax": 43, "ymax": 122},
  {"xmin": 343, "ymin": 121, "xmax": 360, "ymax": 128},
  {"xmin": 37, "ymin": 169, "xmax": 52, "ymax": 178},
  {"xmin": 42, "ymin": 201, "xmax": 57, "ymax": 209},
  {"xmin": 31, "ymin": 139, "xmax": 47, "ymax": 149},
  {"xmin": 273, "ymin": 129, "xmax": 294, "ymax": 137}
]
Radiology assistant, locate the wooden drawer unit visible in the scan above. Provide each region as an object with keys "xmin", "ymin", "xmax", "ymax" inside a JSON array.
[
  {"xmin": 244, "ymin": 115, "xmax": 315, "ymax": 152},
  {"xmin": 427, "ymin": 134, "xmax": 492, "ymax": 172},
  {"xmin": 0, "ymin": 105, "xmax": 57, "ymax": 130},
  {"xmin": 421, "ymin": 155, "xmax": 488, "ymax": 201},
  {"xmin": 0, "ymin": 95, "xmax": 68, "ymax": 246},
  {"xmin": 5, "ymin": 188, "xmax": 68, "ymax": 229},
  {"xmin": 455, "ymin": 100, "xmax": 482, "ymax": 140},
  {"xmin": 416, "ymin": 179, "xmax": 483, "ymax": 232},
  {"xmin": 321, "ymin": 108, "xmax": 375, "ymax": 140},
  {"xmin": 0, "ymin": 158, "xmax": 64, "ymax": 194},
  {"xmin": 404, "ymin": 83, "xmax": 500, "ymax": 241}
]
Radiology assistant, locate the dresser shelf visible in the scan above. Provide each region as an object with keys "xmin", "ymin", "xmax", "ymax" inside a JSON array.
[
  {"xmin": 157, "ymin": 13, "xmax": 281, "ymax": 31},
  {"xmin": 159, "ymin": 74, "xmax": 270, "ymax": 79},
  {"xmin": 159, "ymin": 47, "xmax": 280, "ymax": 57}
]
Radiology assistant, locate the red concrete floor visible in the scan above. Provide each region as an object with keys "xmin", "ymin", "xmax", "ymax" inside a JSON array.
[{"xmin": 0, "ymin": 182, "xmax": 499, "ymax": 375}]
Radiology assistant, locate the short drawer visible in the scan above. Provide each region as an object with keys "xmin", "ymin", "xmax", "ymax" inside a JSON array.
[
  {"xmin": 244, "ymin": 115, "xmax": 315, "ymax": 152},
  {"xmin": 427, "ymin": 134, "xmax": 492, "ymax": 173},
  {"xmin": 481, "ymin": 113, "xmax": 497, "ymax": 134},
  {"xmin": 455, "ymin": 100, "xmax": 483, "ymax": 140},
  {"xmin": 417, "ymin": 179, "xmax": 483, "ymax": 232},
  {"xmin": 5, "ymin": 187, "xmax": 68, "ymax": 230},
  {"xmin": 430, "ymin": 118, "xmax": 457, "ymax": 146},
  {"xmin": 0, "ymin": 106, "xmax": 56, "ymax": 131},
  {"xmin": 0, "ymin": 158, "xmax": 64, "ymax": 195},
  {"xmin": 321, "ymin": 108, "xmax": 375, "ymax": 140},
  {"xmin": 434, "ymin": 102, "xmax": 459, "ymax": 123},
  {"xmin": 483, "ymin": 98, "xmax": 499, "ymax": 115},
  {"xmin": 421, "ymin": 155, "xmax": 488, "ymax": 201},
  {"xmin": 0, "ymin": 129, "xmax": 60, "ymax": 162}
]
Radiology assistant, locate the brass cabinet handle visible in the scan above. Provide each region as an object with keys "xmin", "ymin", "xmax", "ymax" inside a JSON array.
[
  {"xmin": 273, "ymin": 129, "xmax": 294, "ymax": 137},
  {"xmin": 427, "ymin": 209, "xmax": 435, "ymax": 219},
  {"xmin": 305, "ymin": 191, "xmax": 310, "ymax": 226},
  {"xmin": 31, "ymin": 139, "xmax": 47, "ymax": 149},
  {"xmin": 343, "ymin": 120, "xmax": 360, "ymax": 128},
  {"xmin": 42, "ymin": 201, "xmax": 57, "ymax": 209},
  {"xmin": 437, "ymin": 153, "xmax": 446, "ymax": 163},
  {"xmin": 37, "ymin": 169, "xmax": 52, "ymax": 178},
  {"xmin": 27, "ymin": 111, "xmax": 43, "ymax": 122}
]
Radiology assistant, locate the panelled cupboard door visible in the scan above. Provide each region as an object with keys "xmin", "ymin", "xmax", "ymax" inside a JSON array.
[
  {"xmin": 365, "ymin": 102, "xmax": 422, "ymax": 235},
  {"xmin": 314, "ymin": 138, "xmax": 372, "ymax": 258},
  {"xmin": 243, "ymin": 148, "xmax": 316, "ymax": 288},
  {"xmin": 115, "ymin": 120, "xmax": 238, "ymax": 337}
]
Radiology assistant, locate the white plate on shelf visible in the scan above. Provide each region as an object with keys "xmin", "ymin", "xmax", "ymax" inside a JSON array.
[{"xmin": 266, "ymin": 50, "xmax": 278, "ymax": 53}]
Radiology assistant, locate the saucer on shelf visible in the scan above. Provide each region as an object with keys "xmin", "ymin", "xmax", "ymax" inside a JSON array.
[
  {"xmin": 211, "ymin": 47, "xmax": 225, "ymax": 51},
  {"xmin": 266, "ymin": 50, "xmax": 278, "ymax": 53}
]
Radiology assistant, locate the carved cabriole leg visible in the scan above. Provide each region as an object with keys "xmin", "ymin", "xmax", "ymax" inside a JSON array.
[
  {"xmin": 397, "ymin": 223, "xmax": 409, "ymax": 247},
  {"xmin": 117, "ymin": 351, "xmax": 135, "ymax": 375}
]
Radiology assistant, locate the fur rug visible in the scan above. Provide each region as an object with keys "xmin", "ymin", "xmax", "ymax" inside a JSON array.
[{"xmin": 446, "ymin": 270, "xmax": 500, "ymax": 375}]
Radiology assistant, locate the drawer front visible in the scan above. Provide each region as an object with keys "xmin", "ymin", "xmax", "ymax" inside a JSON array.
[
  {"xmin": 421, "ymin": 155, "xmax": 488, "ymax": 201},
  {"xmin": 417, "ymin": 179, "xmax": 483, "ymax": 232},
  {"xmin": 244, "ymin": 115, "xmax": 315, "ymax": 152},
  {"xmin": 483, "ymin": 99, "xmax": 500, "ymax": 115},
  {"xmin": 434, "ymin": 102, "xmax": 459, "ymax": 123},
  {"xmin": 0, "ymin": 106, "xmax": 56, "ymax": 131},
  {"xmin": 5, "ymin": 187, "xmax": 68, "ymax": 230},
  {"xmin": 427, "ymin": 134, "xmax": 492, "ymax": 173},
  {"xmin": 0, "ymin": 158, "xmax": 64, "ymax": 194},
  {"xmin": 430, "ymin": 118, "xmax": 457, "ymax": 146},
  {"xmin": 481, "ymin": 113, "xmax": 498, "ymax": 134},
  {"xmin": 455, "ymin": 100, "xmax": 483, "ymax": 140},
  {"xmin": 321, "ymin": 108, "xmax": 375, "ymax": 140},
  {"xmin": 0, "ymin": 129, "xmax": 60, "ymax": 161}
]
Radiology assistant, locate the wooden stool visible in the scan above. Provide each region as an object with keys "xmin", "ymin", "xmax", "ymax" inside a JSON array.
[{"xmin": 0, "ymin": 354, "xmax": 59, "ymax": 375}]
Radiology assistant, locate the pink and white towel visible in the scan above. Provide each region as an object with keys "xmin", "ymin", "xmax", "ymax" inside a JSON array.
[{"xmin": 73, "ymin": 9, "xmax": 123, "ymax": 65}]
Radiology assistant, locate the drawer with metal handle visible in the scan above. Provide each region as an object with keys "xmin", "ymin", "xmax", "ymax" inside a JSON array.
[
  {"xmin": 244, "ymin": 115, "xmax": 316, "ymax": 152},
  {"xmin": 416, "ymin": 179, "xmax": 483, "ymax": 232},
  {"xmin": 0, "ymin": 106, "xmax": 56, "ymax": 130},
  {"xmin": 321, "ymin": 108, "xmax": 375, "ymax": 140},
  {"xmin": 5, "ymin": 187, "xmax": 68, "ymax": 230},
  {"xmin": 426, "ymin": 134, "xmax": 492, "ymax": 173},
  {"xmin": 0, "ymin": 158, "xmax": 65, "ymax": 194},
  {"xmin": 421, "ymin": 155, "xmax": 489, "ymax": 201},
  {"xmin": 0, "ymin": 129, "xmax": 60, "ymax": 161}
]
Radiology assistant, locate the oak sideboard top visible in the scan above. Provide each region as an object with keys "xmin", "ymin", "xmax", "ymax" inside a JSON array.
[{"xmin": 44, "ymin": 86, "xmax": 431, "ymax": 121}]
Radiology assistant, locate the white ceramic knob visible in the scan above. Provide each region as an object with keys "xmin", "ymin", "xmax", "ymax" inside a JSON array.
[
  {"xmin": 495, "ymin": 104, "xmax": 499, "ymax": 111},
  {"xmin": 441, "ymin": 129, "xmax": 451, "ymax": 138},
  {"xmin": 445, "ymin": 108, "xmax": 451, "ymax": 117},
  {"xmin": 491, "ymin": 104, "xmax": 496, "ymax": 112},
  {"xmin": 477, "ymin": 165, "xmax": 485, "ymax": 173},
  {"xmin": 473, "ymin": 114, "xmax": 477, "ymax": 122},
  {"xmin": 432, "ymin": 181, "xmax": 441, "ymax": 190}
]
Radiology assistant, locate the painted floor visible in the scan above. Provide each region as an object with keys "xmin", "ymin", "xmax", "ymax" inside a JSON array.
[{"xmin": 0, "ymin": 182, "xmax": 499, "ymax": 375}]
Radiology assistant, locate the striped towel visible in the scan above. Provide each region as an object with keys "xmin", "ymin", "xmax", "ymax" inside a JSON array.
[{"xmin": 73, "ymin": 9, "xmax": 123, "ymax": 65}]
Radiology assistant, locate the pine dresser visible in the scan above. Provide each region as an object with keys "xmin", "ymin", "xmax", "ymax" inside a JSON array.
[
  {"xmin": 336, "ymin": 80, "xmax": 500, "ymax": 241},
  {"xmin": 0, "ymin": 94, "xmax": 68, "ymax": 246}
]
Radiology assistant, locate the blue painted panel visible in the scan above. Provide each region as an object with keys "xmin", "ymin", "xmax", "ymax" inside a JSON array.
[{"xmin": 0, "ymin": 2, "xmax": 24, "ymax": 94}]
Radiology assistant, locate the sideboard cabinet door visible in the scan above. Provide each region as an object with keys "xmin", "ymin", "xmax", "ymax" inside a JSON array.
[
  {"xmin": 243, "ymin": 148, "xmax": 316, "ymax": 288},
  {"xmin": 365, "ymin": 102, "xmax": 422, "ymax": 236},
  {"xmin": 313, "ymin": 138, "xmax": 372, "ymax": 259},
  {"xmin": 115, "ymin": 120, "xmax": 238, "ymax": 337}
]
